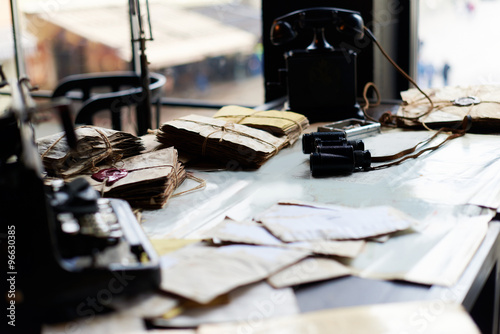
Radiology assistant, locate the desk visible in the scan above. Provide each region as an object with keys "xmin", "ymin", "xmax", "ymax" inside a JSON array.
[{"xmin": 140, "ymin": 127, "xmax": 500, "ymax": 333}]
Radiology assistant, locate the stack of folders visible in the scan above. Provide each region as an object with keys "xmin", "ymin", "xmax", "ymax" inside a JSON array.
[
  {"xmin": 83, "ymin": 147, "xmax": 186, "ymax": 210},
  {"xmin": 213, "ymin": 105, "xmax": 309, "ymax": 145},
  {"xmin": 37, "ymin": 126, "xmax": 144, "ymax": 178},
  {"xmin": 157, "ymin": 114, "xmax": 288, "ymax": 168}
]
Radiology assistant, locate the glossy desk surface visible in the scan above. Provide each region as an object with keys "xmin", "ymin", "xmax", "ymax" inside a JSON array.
[{"xmin": 141, "ymin": 125, "xmax": 500, "ymax": 333}]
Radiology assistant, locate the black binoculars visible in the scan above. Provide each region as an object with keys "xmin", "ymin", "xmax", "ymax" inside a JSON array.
[{"xmin": 302, "ymin": 132, "xmax": 372, "ymax": 176}]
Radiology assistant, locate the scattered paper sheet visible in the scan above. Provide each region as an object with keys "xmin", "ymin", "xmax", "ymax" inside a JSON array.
[
  {"xmin": 159, "ymin": 243, "xmax": 309, "ymax": 304},
  {"xmin": 201, "ymin": 218, "xmax": 283, "ymax": 246},
  {"xmin": 202, "ymin": 218, "xmax": 365, "ymax": 258},
  {"xmin": 267, "ymin": 257, "xmax": 352, "ymax": 289},
  {"xmin": 154, "ymin": 281, "xmax": 299, "ymax": 327},
  {"xmin": 348, "ymin": 213, "xmax": 490, "ymax": 286},
  {"xmin": 197, "ymin": 300, "xmax": 480, "ymax": 334},
  {"xmin": 258, "ymin": 201, "xmax": 418, "ymax": 242},
  {"xmin": 149, "ymin": 239, "xmax": 203, "ymax": 256},
  {"xmin": 286, "ymin": 240, "xmax": 365, "ymax": 258},
  {"xmin": 110, "ymin": 293, "xmax": 179, "ymax": 319}
]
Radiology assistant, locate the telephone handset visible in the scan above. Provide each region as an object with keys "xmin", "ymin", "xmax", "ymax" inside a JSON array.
[
  {"xmin": 269, "ymin": 7, "xmax": 365, "ymax": 122},
  {"xmin": 270, "ymin": 7, "xmax": 364, "ymax": 50}
]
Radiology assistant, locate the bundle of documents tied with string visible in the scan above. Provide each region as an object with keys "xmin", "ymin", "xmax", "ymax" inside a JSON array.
[
  {"xmin": 156, "ymin": 114, "xmax": 290, "ymax": 168},
  {"xmin": 396, "ymin": 84, "xmax": 500, "ymax": 130},
  {"xmin": 37, "ymin": 126, "xmax": 186, "ymax": 209},
  {"xmin": 37, "ymin": 126, "xmax": 145, "ymax": 178},
  {"xmin": 212, "ymin": 105, "xmax": 309, "ymax": 144},
  {"xmin": 82, "ymin": 146, "xmax": 186, "ymax": 210}
]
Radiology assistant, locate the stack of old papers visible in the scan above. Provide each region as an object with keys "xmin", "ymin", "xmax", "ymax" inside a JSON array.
[
  {"xmin": 82, "ymin": 147, "xmax": 186, "ymax": 209},
  {"xmin": 397, "ymin": 84, "xmax": 500, "ymax": 129},
  {"xmin": 37, "ymin": 126, "xmax": 144, "ymax": 178},
  {"xmin": 156, "ymin": 114, "xmax": 288, "ymax": 168},
  {"xmin": 213, "ymin": 105, "xmax": 309, "ymax": 144}
]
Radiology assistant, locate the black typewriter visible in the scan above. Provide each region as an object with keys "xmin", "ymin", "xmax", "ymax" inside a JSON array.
[{"xmin": 0, "ymin": 68, "xmax": 160, "ymax": 332}]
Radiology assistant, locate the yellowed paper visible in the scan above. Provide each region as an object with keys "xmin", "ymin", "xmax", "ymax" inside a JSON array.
[
  {"xmin": 157, "ymin": 114, "xmax": 288, "ymax": 168},
  {"xmin": 150, "ymin": 239, "xmax": 203, "ymax": 256},
  {"xmin": 111, "ymin": 293, "xmax": 179, "ymax": 319},
  {"xmin": 202, "ymin": 218, "xmax": 365, "ymax": 257},
  {"xmin": 214, "ymin": 106, "xmax": 306, "ymax": 131},
  {"xmin": 201, "ymin": 218, "xmax": 283, "ymax": 246},
  {"xmin": 159, "ymin": 243, "xmax": 309, "ymax": 304},
  {"xmin": 267, "ymin": 257, "xmax": 352, "ymax": 289},
  {"xmin": 213, "ymin": 105, "xmax": 309, "ymax": 143},
  {"xmin": 258, "ymin": 201, "xmax": 418, "ymax": 242},
  {"xmin": 287, "ymin": 240, "xmax": 365, "ymax": 258},
  {"xmin": 154, "ymin": 281, "xmax": 299, "ymax": 327}
]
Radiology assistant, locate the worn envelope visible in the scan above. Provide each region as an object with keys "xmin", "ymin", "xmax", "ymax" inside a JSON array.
[
  {"xmin": 258, "ymin": 202, "xmax": 418, "ymax": 242},
  {"xmin": 159, "ymin": 243, "xmax": 309, "ymax": 304},
  {"xmin": 154, "ymin": 281, "xmax": 299, "ymax": 327},
  {"xmin": 213, "ymin": 105, "xmax": 309, "ymax": 144},
  {"xmin": 202, "ymin": 217, "xmax": 365, "ymax": 258},
  {"xmin": 267, "ymin": 257, "xmax": 352, "ymax": 289}
]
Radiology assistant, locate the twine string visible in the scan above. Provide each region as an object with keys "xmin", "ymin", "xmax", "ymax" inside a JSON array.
[
  {"xmin": 172, "ymin": 173, "xmax": 207, "ymax": 198},
  {"xmin": 41, "ymin": 125, "xmax": 120, "ymax": 176},
  {"xmin": 174, "ymin": 118, "xmax": 280, "ymax": 156},
  {"xmin": 215, "ymin": 111, "xmax": 305, "ymax": 135}
]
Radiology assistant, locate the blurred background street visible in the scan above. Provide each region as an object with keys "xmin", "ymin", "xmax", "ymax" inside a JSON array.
[
  {"xmin": 418, "ymin": 0, "xmax": 500, "ymax": 88},
  {"xmin": 4, "ymin": 0, "xmax": 500, "ymax": 137}
]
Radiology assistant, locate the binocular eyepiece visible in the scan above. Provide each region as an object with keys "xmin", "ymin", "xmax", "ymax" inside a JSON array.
[
  {"xmin": 302, "ymin": 132, "xmax": 364, "ymax": 153},
  {"xmin": 302, "ymin": 132, "xmax": 372, "ymax": 176}
]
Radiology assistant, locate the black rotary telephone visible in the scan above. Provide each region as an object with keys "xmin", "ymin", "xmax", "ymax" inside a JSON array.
[{"xmin": 269, "ymin": 7, "xmax": 365, "ymax": 122}]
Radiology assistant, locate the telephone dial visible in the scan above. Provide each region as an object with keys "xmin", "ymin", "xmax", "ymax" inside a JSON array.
[{"xmin": 269, "ymin": 7, "xmax": 365, "ymax": 122}]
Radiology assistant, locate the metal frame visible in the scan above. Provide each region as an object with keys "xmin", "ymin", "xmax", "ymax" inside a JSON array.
[{"xmin": 9, "ymin": 0, "xmax": 25, "ymax": 80}]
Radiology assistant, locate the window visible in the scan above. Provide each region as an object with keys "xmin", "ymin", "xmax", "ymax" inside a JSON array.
[
  {"xmin": 418, "ymin": 0, "xmax": 500, "ymax": 88},
  {"xmin": 19, "ymin": 0, "xmax": 263, "ymax": 101},
  {"xmin": 4, "ymin": 0, "xmax": 264, "ymax": 136}
]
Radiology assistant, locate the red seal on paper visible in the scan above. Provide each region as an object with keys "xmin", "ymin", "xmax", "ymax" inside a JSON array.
[{"xmin": 91, "ymin": 168, "xmax": 128, "ymax": 185}]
